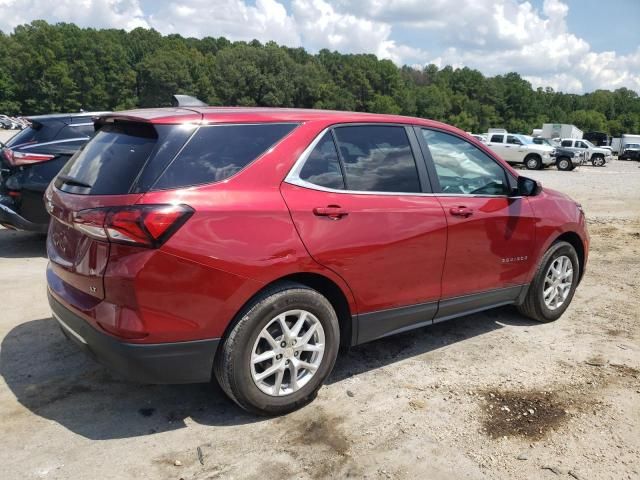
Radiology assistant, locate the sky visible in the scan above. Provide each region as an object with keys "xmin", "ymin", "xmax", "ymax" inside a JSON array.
[{"xmin": 0, "ymin": 0, "xmax": 638, "ymax": 94}]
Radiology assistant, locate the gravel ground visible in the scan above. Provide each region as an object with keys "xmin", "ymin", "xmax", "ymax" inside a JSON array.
[{"xmin": 0, "ymin": 128, "xmax": 639, "ymax": 480}]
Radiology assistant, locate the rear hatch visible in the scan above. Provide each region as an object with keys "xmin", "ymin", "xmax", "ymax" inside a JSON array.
[
  {"xmin": 46, "ymin": 113, "xmax": 299, "ymax": 337},
  {"xmin": 46, "ymin": 118, "xmax": 198, "ymax": 313}
]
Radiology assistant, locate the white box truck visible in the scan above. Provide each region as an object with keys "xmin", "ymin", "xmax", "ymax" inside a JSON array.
[{"xmin": 541, "ymin": 124, "xmax": 583, "ymax": 140}]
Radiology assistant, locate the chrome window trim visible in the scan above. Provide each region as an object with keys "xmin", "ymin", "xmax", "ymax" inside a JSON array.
[
  {"xmin": 20, "ymin": 137, "xmax": 89, "ymax": 149},
  {"xmin": 285, "ymin": 126, "xmax": 513, "ymax": 199}
]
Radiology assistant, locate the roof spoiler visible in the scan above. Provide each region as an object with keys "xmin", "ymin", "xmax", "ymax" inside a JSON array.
[{"xmin": 172, "ymin": 95, "xmax": 207, "ymax": 107}]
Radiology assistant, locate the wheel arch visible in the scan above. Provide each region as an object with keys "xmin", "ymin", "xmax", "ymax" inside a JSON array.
[
  {"xmin": 554, "ymin": 231, "xmax": 586, "ymax": 283},
  {"xmin": 220, "ymin": 272, "xmax": 356, "ymax": 349}
]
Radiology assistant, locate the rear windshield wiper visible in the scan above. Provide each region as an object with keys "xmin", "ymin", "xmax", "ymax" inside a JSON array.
[{"xmin": 58, "ymin": 175, "xmax": 93, "ymax": 188}]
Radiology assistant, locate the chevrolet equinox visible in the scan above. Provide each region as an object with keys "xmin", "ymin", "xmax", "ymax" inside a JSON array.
[{"xmin": 45, "ymin": 108, "xmax": 589, "ymax": 415}]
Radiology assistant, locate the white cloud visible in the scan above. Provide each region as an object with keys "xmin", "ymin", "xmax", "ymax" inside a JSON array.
[
  {"xmin": 148, "ymin": 0, "xmax": 301, "ymax": 46},
  {"xmin": 0, "ymin": 0, "xmax": 638, "ymax": 94},
  {"xmin": 0, "ymin": 0, "xmax": 148, "ymax": 32}
]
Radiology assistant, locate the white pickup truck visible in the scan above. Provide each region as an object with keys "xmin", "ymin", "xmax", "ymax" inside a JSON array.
[
  {"xmin": 485, "ymin": 131, "xmax": 554, "ymax": 169},
  {"xmin": 558, "ymin": 138, "xmax": 611, "ymax": 167}
]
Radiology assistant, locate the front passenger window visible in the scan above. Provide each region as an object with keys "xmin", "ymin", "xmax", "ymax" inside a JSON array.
[{"xmin": 421, "ymin": 129, "xmax": 510, "ymax": 196}]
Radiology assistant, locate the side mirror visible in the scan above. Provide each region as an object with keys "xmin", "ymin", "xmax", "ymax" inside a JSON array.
[{"xmin": 515, "ymin": 176, "xmax": 542, "ymax": 196}]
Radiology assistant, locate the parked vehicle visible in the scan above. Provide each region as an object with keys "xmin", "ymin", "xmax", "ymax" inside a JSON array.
[
  {"xmin": 541, "ymin": 123, "xmax": 583, "ymax": 140},
  {"xmin": 611, "ymin": 137, "xmax": 622, "ymax": 155},
  {"xmin": 45, "ymin": 107, "xmax": 589, "ymax": 415},
  {"xmin": 558, "ymin": 138, "xmax": 611, "ymax": 166},
  {"xmin": 0, "ymin": 112, "xmax": 107, "ymax": 232},
  {"xmin": 553, "ymin": 147, "xmax": 586, "ymax": 171},
  {"xmin": 583, "ymin": 131, "xmax": 609, "ymax": 147},
  {"xmin": 621, "ymin": 134, "xmax": 640, "ymax": 155},
  {"xmin": 485, "ymin": 131, "xmax": 554, "ymax": 169},
  {"xmin": 619, "ymin": 143, "xmax": 640, "ymax": 161}
]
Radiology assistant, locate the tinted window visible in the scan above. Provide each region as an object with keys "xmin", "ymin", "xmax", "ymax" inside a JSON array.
[
  {"xmin": 332, "ymin": 126, "xmax": 420, "ymax": 193},
  {"xmin": 56, "ymin": 122, "xmax": 157, "ymax": 195},
  {"xmin": 299, "ymin": 132, "xmax": 345, "ymax": 190},
  {"xmin": 5, "ymin": 121, "xmax": 62, "ymax": 147},
  {"xmin": 490, "ymin": 134, "xmax": 504, "ymax": 143},
  {"xmin": 506, "ymin": 135, "xmax": 522, "ymax": 145},
  {"xmin": 56, "ymin": 124, "xmax": 94, "ymax": 140},
  {"xmin": 561, "ymin": 140, "xmax": 572, "ymax": 147},
  {"xmin": 153, "ymin": 123, "xmax": 297, "ymax": 190},
  {"xmin": 422, "ymin": 129, "xmax": 510, "ymax": 196}
]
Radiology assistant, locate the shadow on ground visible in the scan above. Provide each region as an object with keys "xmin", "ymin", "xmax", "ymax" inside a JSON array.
[
  {"xmin": 0, "ymin": 228, "xmax": 47, "ymax": 258},
  {"xmin": 0, "ymin": 308, "xmax": 538, "ymax": 441}
]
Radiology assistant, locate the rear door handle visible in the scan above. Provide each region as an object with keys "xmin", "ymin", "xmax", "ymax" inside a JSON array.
[
  {"xmin": 449, "ymin": 206, "xmax": 474, "ymax": 218},
  {"xmin": 313, "ymin": 205, "xmax": 349, "ymax": 220}
]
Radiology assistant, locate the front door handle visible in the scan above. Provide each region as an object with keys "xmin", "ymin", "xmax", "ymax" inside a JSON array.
[
  {"xmin": 313, "ymin": 205, "xmax": 349, "ymax": 220},
  {"xmin": 449, "ymin": 206, "xmax": 474, "ymax": 218}
]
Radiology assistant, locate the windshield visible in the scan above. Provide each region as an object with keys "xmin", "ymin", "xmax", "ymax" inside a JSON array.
[
  {"xmin": 533, "ymin": 137, "xmax": 552, "ymax": 146},
  {"xmin": 516, "ymin": 135, "xmax": 533, "ymax": 144},
  {"xmin": 626, "ymin": 143, "xmax": 640, "ymax": 149},
  {"xmin": 583, "ymin": 139, "xmax": 596, "ymax": 148}
]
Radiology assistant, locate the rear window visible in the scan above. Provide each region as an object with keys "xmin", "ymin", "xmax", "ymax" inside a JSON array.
[
  {"xmin": 5, "ymin": 121, "xmax": 62, "ymax": 147},
  {"xmin": 56, "ymin": 122, "xmax": 157, "ymax": 195},
  {"xmin": 56, "ymin": 123, "xmax": 95, "ymax": 140},
  {"xmin": 152, "ymin": 123, "xmax": 298, "ymax": 190}
]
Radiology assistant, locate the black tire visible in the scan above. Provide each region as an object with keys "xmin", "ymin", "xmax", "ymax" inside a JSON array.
[
  {"xmin": 525, "ymin": 154, "xmax": 542, "ymax": 170},
  {"xmin": 517, "ymin": 241, "xmax": 579, "ymax": 323},
  {"xmin": 214, "ymin": 282, "xmax": 340, "ymax": 415},
  {"xmin": 591, "ymin": 155, "xmax": 605, "ymax": 167},
  {"xmin": 556, "ymin": 157, "xmax": 573, "ymax": 171}
]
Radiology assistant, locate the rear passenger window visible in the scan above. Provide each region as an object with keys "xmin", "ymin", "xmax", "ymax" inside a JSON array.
[
  {"xmin": 299, "ymin": 132, "xmax": 345, "ymax": 189},
  {"xmin": 490, "ymin": 134, "xmax": 504, "ymax": 143},
  {"xmin": 57, "ymin": 124, "xmax": 95, "ymax": 139},
  {"xmin": 332, "ymin": 126, "xmax": 421, "ymax": 193},
  {"xmin": 153, "ymin": 123, "xmax": 297, "ymax": 189}
]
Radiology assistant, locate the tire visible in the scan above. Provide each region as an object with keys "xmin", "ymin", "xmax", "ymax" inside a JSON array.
[
  {"xmin": 517, "ymin": 241, "xmax": 579, "ymax": 323},
  {"xmin": 556, "ymin": 157, "xmax": 573, "ymax": 171},
  {"xmin": 214, "ymin": 282, "xmax": 340, "ymax": 415},
  {"xmin": 525, "ymin": 154, "xmax": 542, "ymax": 170},
  {"xmin": 592, "ymin": 155, "xmax": 605, "ymax": 167}
]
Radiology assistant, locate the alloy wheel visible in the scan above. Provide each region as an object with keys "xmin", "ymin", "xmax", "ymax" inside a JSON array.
[
  {"xmin": 543, "ymin": 255, "xmax": 574, "ymax": 311},
  {"xmin": 250, "ymin": 310, "xmax": 325, "ymax": 396}
]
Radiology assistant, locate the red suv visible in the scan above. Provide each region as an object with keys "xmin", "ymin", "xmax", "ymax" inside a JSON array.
[{"xmin": 45, "ymin": 108, "xmax": 589, "ymax": 414}]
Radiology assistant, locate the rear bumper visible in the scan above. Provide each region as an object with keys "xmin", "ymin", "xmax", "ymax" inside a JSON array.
[
  {"xmin": 0, "ymin": 197, "xmax": 48, "ymax": 233},
  {"xmin": 48, "ymin": 291, "xmax": 219, "ymax": 384}
]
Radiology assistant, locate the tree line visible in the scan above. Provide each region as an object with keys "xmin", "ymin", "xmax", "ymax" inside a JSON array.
[{"xmin": 1, "ymin": 20, "xmax": 639, "ymax": 136}]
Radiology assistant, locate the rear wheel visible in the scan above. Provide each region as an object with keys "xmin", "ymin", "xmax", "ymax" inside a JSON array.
[
  {"xmin": 525, "ymin": 154, "xmax": 542, "ymax": 170},
  {"xmin": 517, "ymin": 241, "xmax": 579, "ymax": 323},
  {"xmin": 556, "ymin": 157, "xmax": 573, "ymax": 171},
  {"xmin": 214, "ymin": 282, "xmax": 340, "ymax": 415},
  {"xmin": 592, "ymin": 155, "xmax": 605, "ymax": 167}
]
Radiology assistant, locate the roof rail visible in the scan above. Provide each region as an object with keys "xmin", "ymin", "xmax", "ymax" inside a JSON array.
[{"xmin": 172, "ymin": 95, "xmax": 207, "ymax": 107}]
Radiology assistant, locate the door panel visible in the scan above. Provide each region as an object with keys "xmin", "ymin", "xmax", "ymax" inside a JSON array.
[
  {"xmin": 418, "ymin": 128, "xmax": 536, "ymax": 299},
  {"xmin": 280, "ymin": 182, "xmax": 447, "ymax": 314},
  {"xmin": 436, "ymin": 195, "xmax": 535, "ymax": 298}
]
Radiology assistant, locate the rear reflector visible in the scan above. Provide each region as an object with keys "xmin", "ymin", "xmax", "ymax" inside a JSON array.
[{"xmin": 73, "ymin": 204, "xmax": 194, "ymax": 248}]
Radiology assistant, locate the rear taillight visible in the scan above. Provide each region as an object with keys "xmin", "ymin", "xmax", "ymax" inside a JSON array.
[
  {"xmin": 73, "ymin": 204, "xmax": 194, "ymax": 248},
  {"xmin": 3, "ymin": 149, "xmax": 56, "ymax": 166}
]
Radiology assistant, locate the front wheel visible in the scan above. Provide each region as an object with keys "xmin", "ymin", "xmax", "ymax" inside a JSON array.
[
  {"xmin": 517, "ymin": 241, "xmax": 579, "ymax": 323},
  {"xmin": 556, "ymin": 157, "xmax": 573, "ymax": 171},
  {"xmin": 214, "ymin": 282, "xmax": 340, "ymax": 415},
  {"xmin": 592, "ymin": 155, "xmax": 605, "ymax": 167},
  {"xmin": 525, "ymin": 155, "xmax": 542, "ymax": 170}
]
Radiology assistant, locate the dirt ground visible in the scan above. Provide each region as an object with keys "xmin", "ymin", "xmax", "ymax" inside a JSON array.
[{"xmin": 0, "ymin": 127, "xmax": 639, "ymax": 480}]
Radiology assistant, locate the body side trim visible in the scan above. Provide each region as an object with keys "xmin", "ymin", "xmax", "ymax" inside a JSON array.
[{"xmin": 354, "ymin": 284, "xmax": 527, "ymax": 345}]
